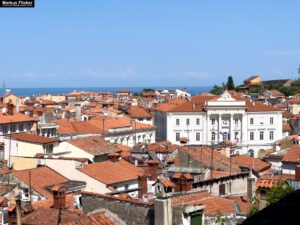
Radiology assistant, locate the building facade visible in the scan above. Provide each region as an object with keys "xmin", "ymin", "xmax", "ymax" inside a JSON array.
[{"xmin": 155, "ymin": 91, "xmax": 282, "ymax": 157}]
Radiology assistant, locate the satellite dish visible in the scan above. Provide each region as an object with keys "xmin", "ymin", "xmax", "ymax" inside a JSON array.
[{"xmin": 2, "ymin": 107, "xmax": 7, "ymax": 114}]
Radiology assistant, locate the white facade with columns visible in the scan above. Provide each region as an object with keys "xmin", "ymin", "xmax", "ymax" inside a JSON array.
[{"xmin": 164, "ymin": 91, "xmax": 282, "ymax": 157}]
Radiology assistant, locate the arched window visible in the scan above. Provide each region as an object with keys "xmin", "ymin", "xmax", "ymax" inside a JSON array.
[{"xmin": 248, "ymin": 149, "xmax": 254, "ymax": 157}]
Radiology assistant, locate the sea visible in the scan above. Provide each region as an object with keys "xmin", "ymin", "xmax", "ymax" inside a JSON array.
[{"xmin": 4, "ymin": 86, "xmax": 213, "ymax": 97}]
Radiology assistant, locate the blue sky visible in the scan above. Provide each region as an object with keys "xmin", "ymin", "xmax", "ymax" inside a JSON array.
[{"xmin": 1, "ymin": 1, "xmax": 300, "ymax": 88}]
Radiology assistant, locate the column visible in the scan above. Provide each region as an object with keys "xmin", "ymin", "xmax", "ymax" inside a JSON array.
[
  {"xmin": 230, "ymin": 114, "xmax": 234, "ymax": 142},
  {"xmin": 218, "ymin": 114, "xmax": 222, "ymax": 142}
]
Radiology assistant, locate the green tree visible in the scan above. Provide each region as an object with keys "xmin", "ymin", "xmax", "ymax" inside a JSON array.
[
  {"xmin": 210, "ymin": 85, "xmax": 224, "ymax": 95},
  {"xmin": 226, "ymin": 76, "xmax": 235, "ymax": 90},
  {"xmin": 247, "ymin": 196, "xmax": 259, "ymax": 218},
  {"xmin": 265, "ymin": 180, "xmax": 294, "ymax": 206}
]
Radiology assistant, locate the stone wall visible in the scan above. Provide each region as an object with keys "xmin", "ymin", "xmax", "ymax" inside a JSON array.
[{"xmin": 81, "ymin": 192, "xmax": 154, "ymax": 225}]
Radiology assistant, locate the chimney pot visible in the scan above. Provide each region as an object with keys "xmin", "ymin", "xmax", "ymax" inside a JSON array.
[{"xmin": 52, "ymin": 186, "xmax": 66, "ymax": 209}]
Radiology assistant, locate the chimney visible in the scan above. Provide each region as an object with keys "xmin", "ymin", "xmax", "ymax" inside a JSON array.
[
  {"xmin": 108, "ymin": 153, "xmax": 120, "ymax": 162},
  {"xmin": 295, "ymin": 165, "xmax": 300, "ymax": 181},
  {"xmin": 16, "ymin": 100, "xmax": 19, "ymax": 112},
  {"xmin": 7, "ymin": 100, "xmax": 14, "ymax": 116},
  {"xmin": 15, "ymin": 195, "xmax": 22, "ymax": 225},
  {"xmin": 247, "ymin": 170, "xmax": 255, "ymax": 202},
  {"xmin": 75, "ymin": 104, "xmax": 82, "ymax": 122},
  {"xmin": 138, "ymin": 173, "xmax": 148, "ymax": 199},
  {"xmin": 147, "ymin": 160, "xmax": 159, "ymax": 181},
  {"xmin": 181, "ymin": 173, "xmax": 193, "ymax": 192},
  {"xmin": 52, "ymin": 185, "xmax": 66, "ymax": 209}
]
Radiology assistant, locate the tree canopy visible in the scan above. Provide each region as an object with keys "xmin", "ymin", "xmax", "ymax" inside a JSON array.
[
  {"xmin": 265, "ymin": 180, "xmax": 294, "ymax": 206},
  {"xmin": 226, "ymin": 76, "xmax": 235, "ymax": 90}
]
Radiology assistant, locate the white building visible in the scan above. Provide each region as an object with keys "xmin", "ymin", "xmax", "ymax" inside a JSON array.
[{"xmin": 154, "ymin": 91, "xmax": 283, "ymax": 157}]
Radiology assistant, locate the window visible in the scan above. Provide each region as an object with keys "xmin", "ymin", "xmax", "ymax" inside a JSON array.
[
  {"xmin": 248, "ymin": 149, "xmax": 254, "ymax": 157},
  {"xmin": 45, "ymin": 144, "xmax": 53, "ymax": 154},
  {"xmin": 250, "ymin": 132, "xmax": 254, "ymax": 140},
  {"xmin": 196, "ymin": 118, "xmax": 200, "ymax": 125},
  {"xmin": 250, "ymin": 118, "xmax": 254, "ymax": 125},
  {"xmin": 211, "ymin": 118, "xmax": 216, "ymax": 125},
  {"xmin": 176, "ymin": 119, "xmax": 180, "ymax": 126},
  {"xmin": 270, "ymin": 131, "xmax": 274, "ymax": 140},
  {"xmin": 219, "ymin": 183, "xmax": 225, "ymax": 195},
  {"xmin": 176, "ymin": 133, "xmax": 180, "ymax": 141},
  {"xmin": 20, "ymin": 123, "xmax": 24, "ymax": 132},
  {"xmin": 3, "ymin": 125, "xmax": 8, "ymax": 134},
  {"xmin": 22, "ymin": 188, "xmax": 29, "ymax": 200},
  {"xmin": 11, "ymin": 124, "xmax": 16, "ymax": 133},
  {"xmin": 234, "ymin": 118, "xmax": 238, "ymax": 125},
  {"xmin": 125, "ymin": 184, "xmax": 129, "ymax": 190},
  {"xmin": 211, "ymin": 132, "xmax": 216, "ymax": 141},
  {"xmin": 186, "ymin": 118, "xmax": 190, "ymax": 126},
  {"xmin": 270, "ymin": 117, "xmax": 274, "ymax": 125},
  {"xmin": 260, "ymin": 131, "xmax": 264, "ymax": 140},
  {"xmin": 27, "ymin": 123, "xmax": 31, "ymax": 131},
  {"xmin": 196, "ymin": 132, "xmax": 200, "ymax": 141}
]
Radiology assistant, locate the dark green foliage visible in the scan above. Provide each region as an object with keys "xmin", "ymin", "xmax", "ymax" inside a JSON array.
[
  {"xmin": 143, "ymin": 88, "xmax": 155, "ymax": 92},
  {"xmin": 226, "ymin": 76, "xmax": 235, "ymax": 90},
  {"xmin": 247, "ymin": 196, "xmax": 259, "ymax": 218},
  {"xmin": 265, "ymin": 180, "xmax": 294, "ymax": 206},
  {"xmin": 210, "ymin": 85, "xmax": 224, "ymax": 95}
]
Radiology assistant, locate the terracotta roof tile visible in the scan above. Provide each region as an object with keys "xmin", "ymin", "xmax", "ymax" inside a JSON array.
[
  {"xmin": 126, "ymin": 106, "xmax": 152, "ymax": 118},
  {"xmin": 231, "ymin": 155, "xmax": 271, "ymax": 173},
  {"xmin": 64, "ymin": 211, "xmax": 117, "ymax": 225},
  {"xmin": 80, "ymin": 159, "xmax": 144, "ymax": 185},
  {"xmin": 180, "ymin": 146, "xmax": 241, "ymax": 174},
  {"xmin": 283, "ymin": 123, "xmax": 292, "ymax": 132},
  {"xmin": 171, "ymin": 191, "xmax": 250, "ymax": 216},
  {"xmin": 246, "ymin": 99, "xmax": 281, "ymax": 112},
  {"xmin": 256, "ymin": 178, "xmax": 282, "ymax": 189},
  {"xmin": 81, "ymin": 191, "xmax": 153, "ymax": 206},
  {"xmin": 9, "ymin": 133, "xmax": 58, "ymax": 144},
  {"xmin": 66, "ymin": 136, "xmax": 120, "ymax": 156},
  {"xmin": 21, "ymin": 207, "xmax": 82, "ymax": 225},
  {"xmin": 0, "ymin": 108, "xmax": 37, "ymax": 124},
  {"xmin": 282, "ymin": 145, "xmax": 300, "ymax": 163},
  {"xmin": 12, "ymin": 166, "xmax": 69, "ymax": 199}
]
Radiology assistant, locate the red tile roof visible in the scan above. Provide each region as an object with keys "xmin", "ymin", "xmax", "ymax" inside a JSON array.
[
  {"xmin": 282, "ymin": 145, "xmax": 300, "ymax": 163},
  {"xmin": 12, "ymin": 166, "xmax": 69, "ymax": 199},
  {"xmin": 81, "ymin": 191, "xmax": 153, "ymax": 206},
  {"xmin": 126, "ymin": 106, "xmax": 152, "ymax": 118},
  {"xmin": 171, "ymin": 191, "xmax": 251, "ymax": 216},
  {"xmin": 9, "ymin": 133, "xmax": 58, "ymax": 144},
  {"xmin": 180, "ymin": 146, "xmax": 241, "ymax": 174},
  {"xmin": 21, "ymin": 207, "xmax": 82, "ymax": 225},
  {"xmin": 231, "ymin": 155, "xmax": 271, "ymax": 173},
  {"xmin": 246, "ymin": 100, "xmax": 281, "ymax": 112},
  {"xmin": 66, "ymin": 136, "xmax": 120, "ymax": 156},
  {"xmin": 283, "ymin": 123, "xmax": 292, "ymax": 132},
  {"xmin": 256, "ymin": 178, "xmax": 282, "ymax": 189},
  {"xmin": 169, "ymin": 95, "xmax": 215, "ymax": 112},
  {"xmin": 0, "ymin": 108, "xmax": 37, "ymax": 124},
  {"xmin": 64, "ymin": 211, "xmax": 117, "ymax": 225},
  {"xmin": 80, "ymin": 159, "xmax": 145, "ymax": 185}
]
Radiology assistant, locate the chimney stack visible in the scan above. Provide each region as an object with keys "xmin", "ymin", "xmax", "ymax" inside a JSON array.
[
  {"xmin": 148, "ymin": 160, "xmax": 159, "ymax": 181},
  {"xmin": 15, "ymin": 194, "xmax": 22, "ymax": 225},
  {"xmin": 75, "ymin": 104, "xmax": 82, "ymax": 122},
  {"xmin": 138, "ymin": 172, "xmax": 148, "ymax": 199},
  {"xmin": 7, "ymin": 100, "xmax": 14, "ymax": 116},
  {"xmin": 52, "ymin": 186, "xmax": 66, "ymax": 209},
  {"xmin": 108, "ymin": 153, "xmax": 120, "ymax": 162}
]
